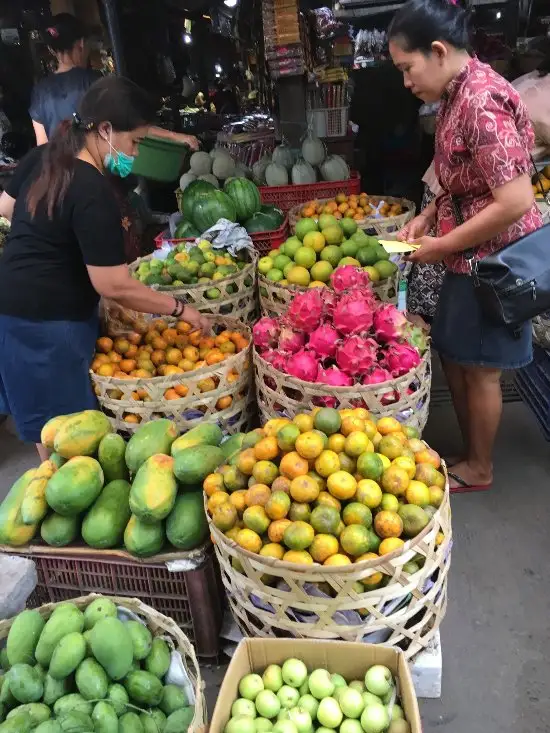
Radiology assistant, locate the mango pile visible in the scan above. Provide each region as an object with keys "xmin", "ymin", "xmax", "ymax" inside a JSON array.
[
  {"xmin": 205, "ymin": 407, "xmax": 446, "ymax": 573},
  {"xmin": 0, "ymin": 411, "xmax": 239, "ymax": 558},
  {"xmin": 0, "ymin": 597, "xmax": 193, "ymax": 733}
]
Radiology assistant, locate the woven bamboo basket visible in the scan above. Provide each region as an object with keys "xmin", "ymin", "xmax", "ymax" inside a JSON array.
[
  {"xmin": 258, "ymin": 273, "xmax": 399, "ymax": 319},
  {"xmin": 129, "ymin": 251, "xmax": 258, "ymax": 323},
  {"xmin": 289, "ymin": 197, "xmax": 416, "ymax": 239},
  {"xmin": 532, "ymin": 313, "xmax": 550, "ymax": 350},
  {"xmin": 0, "ymin": 593, "xmax": 206, "ymax": 731},
  {"xmin": 91, "ymin": 316, "xmax": 254, "ymax": 434},
  {"xmin": 254, "ymin": 347, "xmax": 431, "ymax": 433},
  {"xmin": 208, "ymin": 474, "xmax": 451, "ymax": 660},
  {"xmin": 536, "ymin": 197, "xmax": 550, "ymax": 225}
]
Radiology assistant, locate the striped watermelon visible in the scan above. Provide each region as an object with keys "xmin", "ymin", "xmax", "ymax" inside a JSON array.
[
  {"xmin": 191, "ymin": 190, "xmax": 237, "ymax": 232},
  {"xmin": 223, "ymin": 178, "xmax": 261, "ymax": 222},
  {"xmin": 181, "ymin": 180, "xmax": 216, "ymax": 218}
]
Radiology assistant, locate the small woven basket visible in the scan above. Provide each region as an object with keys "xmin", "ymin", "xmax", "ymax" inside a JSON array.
[
  {"xmin": 91, "ymin": 316, "xmax": 254, "ymax": 434},
  {"xmin": 254, "ymin": 347, "xmax": 431, "ymax": 433},
  {"xmin": 289, "ymin": 196, "xmax": 416, "ymax": 239},
  {"xmin": 129, "ymin": 251, "xmax": 258, "ymax": 323},
  {"xmin": 208, "ymin": 473, "xmax": 451, "ymax": 660},
  {"xmin": 0, "ymin": 593, "xmax": 206, "ymax": 731},
  {"xmin": 258, "ymin": 273, "xmax": 399, "ymax": 318}
]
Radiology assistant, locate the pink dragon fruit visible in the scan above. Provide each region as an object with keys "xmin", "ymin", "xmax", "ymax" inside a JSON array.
[
  {"xmin": 363, "ymin": 366, "xmax": 393, "ymax": 385},
  {"xmin": 373, "ymin": 304, "xmax": 408, "ymax": 343},
  {"xmin": 383, "ymin": 343, "xmax": 421, "ymax": 377},
  {"xmin": 278, "ymin": 326, "xmax": 306, "ymax": 354},
  {"xmin": 336, "ymin": 336, "xmax": 378, "ymax": 377},
  {"xmin": 308, "ymin": 323, "xmax": 340, "ymax": 359},
  {"xmin": 333, "ymin": 292, "xmax": 376, "ymax": 336},
  {"xmin": 322, "ymin": 289, "xmax": 339, "ymax": 318},
  {"xmin": 318, "ymin": 366, "xmax": 354, "ymax": 387},
  {"xmin": 261, "ymin": 348, "xmax": 278, "ymax": 364},
  {"xmin": 286, "ymin": 289, "xmax": 324, "ymax": 333},
  {"xmin": 253, "ymin": 317, "xmax": 280, "ymax": 350},
  {"xmin": 331, "ymin": 265, "xmax": 371, "ymax": 293},
  {"xmin": 286, "ymin": 349, "xmax": 319, "ymax": 382}
]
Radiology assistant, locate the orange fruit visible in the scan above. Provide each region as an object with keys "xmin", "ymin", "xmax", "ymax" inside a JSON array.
[
  {"xmin": 414, "ymin": 448, "xmax": 441, "ymax": 469},
  {"xmin": 342, "ymin": 502, "xmax": 372, "ymax": 527},
  {"xmin": 283, "ymin": 550, "xmax": 314, "ymax": 565},
  {"xmin": 376, "ymin": 417, "xmax": 403, "ymax": 435},
  {"xmin": 271, "ymin": 476, "xmax": 291, "ymax": 495},
  {"xmin": 264, "ymin": 418, "xmax": 290, "ymax": 437},
  {"xmin": 356, "ymin": 479, "xmax": 383, "ymax": 509},
  {"xmin": 378, "ymin": 537, "xmax": 405, "ymax": 555},
  {"xmin": 198, "ymin": 377, "xmax": 216, "ymax": 392},
  {"xmin": 206, "ymin": 350, "xmax": 225, "ymax": 366},
  {"xmin": 309, "ymin": 534, "xmax": 339, "ymax": 563},
  {"xmin": 229, "ymin": 490, "xmax": 247, "ymax": 514},
  {"xmin": 283, "ymin": 521, "xmax": 314, "ymax": 550},
  {"xmin": 236, "ymin": 528, "xmax": 262, "ymax": 554},
  {"xmin": 204, "ymin": 473, "xmax": 224, "ymax": 497},
  {"xmin": 405, "ymin": 480, "xmax": 431, "ymax": 507},
  {"xmin": 123, "ymin": 414, "xmax": 141, "ymax": 424},
  {"xmin": 415, "ymin": 463, "xmax": 445, "ymax": 489},
  {"xmin": 119, "ymin": 359, "xmax": 136, "ymax": 374},
  {"xmin": 341, "ymin": 417, "xmax": 366, "ymax": 436},
  {"xmin": 327, "ymin": 433, "xmax": 346, "ymax": 453},
  {"xmin": 340, "ymin": 525, "xmax": 371, "ymax": 557},
  {"xmin": 378, "ymin": 435, "xmax": 406, "ymax": 461},
  {"xmin": 268, "ymin": 518, "xmax": 293, "ymax": 543},
  {"xmin": 252, "ymin": 460, "xmax": 279, "ymax": 486},
  {"xmin": 315, "ymin": 491, "xmax": 341, "ymax": 512},
  {"xmin": 182, "ymin": 346, "xmax": 199, "ymax": 362},
  {"xmin": 279, "ymin": 452, "xmax": 309, "ymax": 480},
  {"xmin": 152, "ymin": 337, "xmax": 168, "ymax": 351},
  {"xmin": 212, "ymin": 503, "xmax": 238, "ymax": 532},
  {"xmin": 429, "ymin": 486, "xmax": 444, "ymax": 508},
  {"xmin": 207, "ymin": 491, "xmax": 230, "ymax": 514},
  {"xmin": 314, "ymin": 450, "xmax": 341, "ymax": 478},
  {"xmin": 344, "ymin": 432, "xmax": 372, "ymax": 458},
  {"xmin": 245, "ymin": 484, "xmax": 271, "ymax": 507},
  {"xmin": 237, "ymin": 448, "xmax": 257, "ymax": 476},
  {"xmin": 260, "ymin": 543, "xmax": 285, "ymax": 560},
  {"xmin": 356, "ymin": 553, "xmax": 383, "ymax": 587},
  {"xmin": 327, "ymin": 471, "xmax": 357, "ymax": 500},
  {"xmin": 174, "ymin": 384, "xmax": 188, "ymax": 397},
  {"xmin": 293, "ymin": 413, "xmax": 314, "ymax": 433},
  {"xmin": 150, "ymin": 350, "xmax": 166, "ymax": 366},
  {"xmin": 254, "ymin": 436, "xmax": 279, "ymax": 461},
  {"xmin": 265, "ymin": 491, "xmax": 291, "ymax": 520},
  {"xmin": 243, "ymin": 505, "xmax": 270, "ymax": 534},
  {"xmin": 374, "ymin": 510, "xmax": 404, "ymax": 538},
  {"xmin": 392, "ymin": 456, "xmax": 416, "ymax": 479},
  {"xmin": 162, "ymin": 328, "xmax": 178, "ymax": 345},
  {"xmin": 97, "ymin": 363, "xmax": 115, "ymax": 377},
  {"xmin": 289, "ymin": 502, "xmax": 311, "ymax": 522},
  {"xmin": 290, "ymin": 475, "xmax": 320, "ymax": 503},
  {"xmin": 310, "ymin": 504, "xmax": 340, "ymax": 535},
  {"xmin": 97, "ymin": 337, "xmax": 114, "ymax": 353},
  {"xmin": 164, "ymin": 388, "xmax": 179, "ymax": 400},
  {"xmin": 106, "ymin": 352, "xmax": 122, "ymax": 364},
  {"xmin": 324, "ymin": 553, "xmax": 352, "ymax": 567},
  {"xmin": 381, "ymin": 466, "xmax": 410, "ymax": 496},
  {"xmin": 165, "ymin": 348, "xmax": 183, "ymax": 365},
  {"xmin": 152, "ymin": 319, "xmax": 168, "ymax": 332},
  {"xmin": 295, "ymin": 431, "xmax": 325, "ymax": 460}
]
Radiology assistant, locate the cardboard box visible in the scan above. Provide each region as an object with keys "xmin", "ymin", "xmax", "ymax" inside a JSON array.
[{"xmin": 210, "ymin": 638, "xmax": 423, "ymax": 733}]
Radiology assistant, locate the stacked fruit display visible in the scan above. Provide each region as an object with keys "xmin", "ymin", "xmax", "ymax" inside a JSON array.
[
  {"xmin": 258, "ymin": 217, "xmax": 397, "ymax": 288},
  {"xmin": 298, "ymin": 194, "xmax": 405, "ymax": 222},
  {"xmin": 253, "ymin": 284, "xmax": 427, "ymax": 393},
  {"xmin": 253, "ymin": 137, "xmax": 351, "ymax": 187},
  {"xmin": 205, "ymin": 407, "xmax": 445, "ymax": 568},
  {"xmin": 0, "ymin": 598, "xmax": 195, "ymax": 733},
  {"xmin": 224, "ymin": 659, "xmax": 410, "ymax": 733},
  {"xmin": 132, "ymin": 241, "xmax": 252, "ymax": 291},
  {"xmin": 0, "ymin": 410, "xmax": 239, "ymax": 558}
]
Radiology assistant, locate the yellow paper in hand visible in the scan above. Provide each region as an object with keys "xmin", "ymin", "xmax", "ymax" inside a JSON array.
[{"xmin": 378, "ymin": 240, "xmax": 420, "ymax": 254}]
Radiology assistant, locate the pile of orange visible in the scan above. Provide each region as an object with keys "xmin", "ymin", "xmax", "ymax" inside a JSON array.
[
  {"xmin": 204, "ymin": 407, "xmax": 446, "ymax": 578},
  {"xmin": 301, "ymin": 193, "xmax": 404, "ymax": 222},
  {"xmin": 90, "ymin": 319, "xmax": 249, "ymax": 424}
]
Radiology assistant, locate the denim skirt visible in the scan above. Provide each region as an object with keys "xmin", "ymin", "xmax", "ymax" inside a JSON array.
[
  {"xmin": 431, "ymin": 272, "xmax": 533, "ymax": 369},
  {"xmin": 0, "ymin": 312, "xmax": 99, "ymax": 443}
]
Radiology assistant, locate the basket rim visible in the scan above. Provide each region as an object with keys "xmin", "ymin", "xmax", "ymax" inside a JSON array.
[
  {"xmin": 257, "ymin": 269, "xmax": 399, "ymax": 296},
  {"xmin": 289, "ymin": 196, "xmax": 415, "ymax": 227}
]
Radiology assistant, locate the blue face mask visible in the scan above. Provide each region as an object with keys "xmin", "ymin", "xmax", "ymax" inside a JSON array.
[{"xmin": 103, "ymin": 129, "xmax": 134, "ymax": 178}]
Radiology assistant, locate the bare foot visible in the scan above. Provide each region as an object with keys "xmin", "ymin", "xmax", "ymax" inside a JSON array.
[{"xmin": 448, "ymin": 460, "xmax": 492, "ymax": 490}]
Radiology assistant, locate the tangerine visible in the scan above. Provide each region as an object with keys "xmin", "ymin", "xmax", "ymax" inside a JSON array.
[
  {"xmin": 268, "ymin": 518, "xmax": 293, "ymax": 543},
  {"xmin": 378, "ymin": 537, "xmax": 405, "ymax": 555},
  {"xmin": 277, "ymin": 424, "xmax": 301, "ymax": 452},
  {"xmin": 338, "ymin": 453, "xmax": 357, "ymax": 474},
  {"xmin": 327, "ymin": 433, "xmax": 346, "ymax": 453},
  {"xmin": 225, "ymin": 527, "xmax": 241, "ymax": 543},
  {"xmin": 295, "ymin": 431, "xmax": 325, "ymax": 460},
  {"xmin": 378, "ymin": 435, "xmax": 406, "ymax": 460},
  {"xmin": 236, "ymin": 528, "xmax": 262, "ymax": 554},
  {"xmin": 392, "ymin": 456, "xmax": 416, "ymax": 479},
  {"xmin": 212, "ymin": 503, "xmax": 238, "ymax": 532},
  {"xmin": 254, "ymin": 436, "xmax": 279, "ymax": 461},
  {"xmin": 429, "ymin": 486, "xmax": 444, "ymax": 508},
  {"xmin": 265, "ymin": 491, "xmax": 291, "ymax": 520},
  {"xmin": 237, "ymin": 448, "xmax": 257, "ymax": 476},
  {"xmin": 229, "ymin": 490, "xmax": 247, "ymax": 514},
  {"xmin": 313, "ymin": 407, "xmax": 342, "ymax": 435},
  {"xmin": 342, "ymin": 502, "xmax": 373, "ymax": 528},
  {"xmin": 207, "ymin": 492, "xmax": 230, "ymax": 514},
  {"xmin": 223, "ymin": 466, "xmax": 248, "ymax": 492},
  {"xmin": 356, "ymin": 479, "xmax": 383, "ymax": 509},
  {"xmin": 340, "ymin": 525, "xmax": 371, "ymax": 556},
  {"xmin": 283, "ymin": 521, "xmax": 315, "ymax": 551},
  {"xmin": 381, "ymin": 466, "xmax": 410, "ymax": 496},
  {"xmin": 380, "ymin": 494, "xmax": 399, "ymax": 512},
  {"xmin": 314, "ymin": 491, "xmax": 341, "ymax": 512},
  {"xmin": 243, "ymin": 506, "xmax": 270, "ymax": 534},
  {"xmin": 245, "ymin": 484, "xmax": 271, "ymax": 507},
  {"xmin": 415, "ymin": 463, "xmax": 445, "ymax": 489},
  {"xmin": 327, "ymin": 471, "xmax": 357, "ymax": 500},
  {"xmin": 252, "ymin": 460, "xmax": 279, "ymax": 485},
  {"xmin": 344, "ymin": 432, "xmax": 373, "ymax": 457},
  {"xmin": 260, "ymin": 543, "xmax": 285, "ymax": 560},
  {"xmin": 340, "ymin": 416, "xmax": 366, "ymax": 436},
  {"xmin": 310, "ymin": 505, "xmax": 340, "ymax": 535},
  {"xmin": 376, "ymin": 417, "xmax": 403, "ymax": 435},
  {"xmin": 283, "ymin": 551, "xmax": 314, "ymax": 565},
  {"xmin": 405, "ymin": 480, "xmax": 431, "ymax": 506},
  {"xmin": 362, "ymin": 420, "xmax": 378, "ymax": 440},
  {"xmin": 97, "ymin": 337, "xmax": 114, "ymax": 353},
  {"xmin": 293, "ymin": 413, "xmax": 315, "ymax": 433},
  {"xmin": 356, "ymin": 553, "xmax": 383, "ymax": 587},
  {"xmin": 279, "ymin": 452, "xmax": 309, "ymax": 480},
  {"xmin": 288, "ymin": 502, "xmax": 311, "ymax": 522},
  {"xmin": 324, "ymin": 553, "xmax": 352, "ymax": 567},
  {"xmin": 307, "ymin": 470, "xmax": 326, "ymax": 492},
  {"xmin": 290, "ymin": 475, "xmax": 320, "ymax": 503},
  {"xmin": 271, "ymin": 476, "xmax": 292, "ymax": 495},
  {"xmin": 264, "ymin": 417, "xmax": 290, "ymax": 437},
  {"xmin": 314, "ymin": 450, "xmax": 341, "ymax": 478},
  {"xmin": 374, "ymin": 510, "xmax": 404, "ymax": 539},
  {"xmin": 310, "ymin": 534, "xmax": 339, "ymax": 563}
]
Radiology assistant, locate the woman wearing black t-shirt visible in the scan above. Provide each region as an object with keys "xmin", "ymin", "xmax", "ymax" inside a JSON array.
[{"xmin": 0, "ymin": 76, "xmax": 208, "ymax": 458}]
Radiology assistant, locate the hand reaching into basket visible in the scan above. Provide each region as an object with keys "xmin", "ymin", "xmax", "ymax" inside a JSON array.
[{"xmin": 183, "ymin": 305, "xmax": 212, "ymax": 334}]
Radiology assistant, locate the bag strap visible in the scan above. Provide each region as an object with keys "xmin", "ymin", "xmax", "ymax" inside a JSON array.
[{"xmin": 531, "ymin": 155, "xmax": 550, "ymax": 205}]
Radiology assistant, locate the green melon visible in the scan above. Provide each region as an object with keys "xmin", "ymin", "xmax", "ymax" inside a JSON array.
[{"xmin": 223, "ymin": 178, "xmax": 261, "ymax": 222}]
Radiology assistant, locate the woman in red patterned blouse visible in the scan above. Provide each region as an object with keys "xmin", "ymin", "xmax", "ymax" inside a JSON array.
[{"xmin": 389, "ymin": 0, "xmax": 543, "ymax": 492}]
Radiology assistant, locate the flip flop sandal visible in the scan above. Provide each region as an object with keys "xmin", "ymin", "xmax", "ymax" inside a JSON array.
[{"xmin": 448, "ymin": 471, "xmax": 492, "ymax": 494}]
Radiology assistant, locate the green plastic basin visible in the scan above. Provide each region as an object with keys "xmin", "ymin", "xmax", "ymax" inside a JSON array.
[{"xmin": 133, "ymin": 135, "xmax": 190, "ymax": 182}]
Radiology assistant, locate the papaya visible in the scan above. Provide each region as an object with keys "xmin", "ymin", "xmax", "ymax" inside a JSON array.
[
  {"xmin": 106, "ymin": 683, "xmax": 129, "ymax": 715},
  {"xmin": 34, "ymin": 722, "xmax": 63, "ymax": 733},
  {"xmin": 173, "ymin": 445, "xmax": 225, "ymax": 486},
  {"xmin": 165, "ymin": 706, "xmax": 194, "ymax": 733},
  {"xmin": 144, "ymin": 639, "xmax": 170, "ymax": 679},
  {"xmin": 45, "ymin": 457, "xmax": 104, "ymax": 516},
  {"xmin": 126, "ymin": 621, "xmax": 153, "ymax": 661},
  {"xmin": 83, "ymin": 598, "xmax": 117, "ymax": 630},
  {"xmin": 6, "ymin": 664, "xmax": 43, "ymax": 703},
  {"xmin": 6, "ymin": 609, "xmax": 45, "ymax": 666},
  {"xmin": 20, "ymin": 461, "xmax": 57, "ymax": 525},
  {"xmin": 166, "ymin": 492, "xmax": 208, "ymax": 551},
  {"xmin": 35, "ymin": 604, "xmax": 84, "ymax": 667},
  {"xmin": 91, "ymin": 701, "xmax": 118, "ymax": 733},
  {"xmin": 42, "ymin": 674, "xmax": 71, "ymax": 706},
  {"xmin": 0, "ymin": 712, "xmax": 33, "ymax": 733},
  {"xmin": 125, "ymin": 419, "xmax": 179, "ymax": 474},
  {"xmin": 81, "ymin": 479, "xmax": 131, "ymax": 549},
  {"xmin": 124, "ymin": 515, "xmax": 165, "ymax": 558},
  {"xmin": 49, "ymin": 633, "xmax": 86, "ymax": 680},
  {"xmin": 57, "ymin": 710, "xmax": 94, "ymax": 733},
  {"xmin": 124, "ymin": 670, "xmax": 163, "ymax": 706},
  {"xmin": 6, "ymin": 702, "xmax": 50, "ymax": 726},
  {"xmin": 40, "ymin": 513, "xmax": 80, "ymax": 547},
  {"xmin": 53, "ymin": 410, "xmax": 112, "ymax": 459},
  {"xmin": 90, "ymin": 617, "xmax": 133, "ymax": 681},
  {"xmin": 160, "ymin": 684, "xmax": 188, "ymax": 715},
  {"xmin": 40, "ymin": 415, "xmax": 72, "ymax": 452},
  {"xmin": 221, "ymin": 433, "xmax": 245, "ymax": 462},
  {"xmin": 49, "ymin": 453, "xmax": 67, "ymax": 470},
  {"xmin": 0, "ymin": 470, "xmax": 40, "ymax": 547},
  {"xmin": 141, "ymin": 709, "xmax": 166, "ymax": 733},
  {"xmin": 98, "ymin": 433, "xmax": 128, "ymax": 483},
  {"xmin": 53, "ymin": 694, "xmax": 92, "ymax": 718},
  {"xmin": 119, "ymin": 712, "xmax": 144, "ymax": 733},
  {"xmin": 129, "ymin": 455, "xmax": 177, "ymax": 522},
  {"xmin": 170, "ymin": 424, "xmax": 223, "ymax": 457}
]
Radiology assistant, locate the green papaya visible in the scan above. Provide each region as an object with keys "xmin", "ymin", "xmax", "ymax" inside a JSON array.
[
  {"xmin": 75, "ymin": 658, "xmax": 108, "ymax": 700},
  {"xmin": 42, "ymin": 674, "xmax": 71, "ymax": 706},
  {"xmin": 98, "ymin": 433, "xmax": 129, "ymax": 482},
  {"xmin": 166, "ymin": 492, "xmax": 208, "ymax": 551},
  {"xmin": 6, "ymin": 702, "xmax": 50, "ymax": 726},
  {"xmin": 129, "ymin": 455, "xmax": 177, "ymax": 523},
  {"xmin": 119, "ymin": 712, "xmax": 144, "ymax": 733},
  {"xmin": 160, "ymin": 684, "xmax": 188, "ymax": 715},
  {"xmin": 83, "ymin": 598, "xmax": 117, "ymax": 630},
  {"xmin": 35, "ymin": 604, "xmax": 84, "ymax": 667},
  {"xmin": 6, "ymin": 609, "xmax": 45, "ymax": 666},
  {"xmin": 141, "ymin": 709, "xmax": 167, "ymax": 733},
  {"xmin": 165, "ymin": 706, "xmax": 194, "ymax": 733},
  {"xmin": 53, "ymin": 694, "xmax": 92, "ymax": 718},
  {"xmin": 49, "ymin": 454, "xmax": 67, "ymax": 470},
  {"xmin": 49, "ymin": 633, "xmax": 86, "ymax": 680},
  {"xmin": 0, "ymin": 711, "xmax": 33, "ymax": 733},
  {"xmin": 57, "ymin": 710, "xmax": 94, "ymax": 733},
  {"xmin": 106, "ymin": 683, "xmax": 128, "ymax": 715},
  {"xmin": 40, "ymin": 513, "xmax": 80, "ymax": 547},
  {"xmin": 0, "ymin": 469, "xmax": 39, "ymax": 547},
  {"xmin": 173, "ymin": 445, "xmax": 225, "ymax": 485},
  {"xmin": 20, "ymin": 460, "xmax": 56, "ymax": 525},
  {"xmin": 91, "ymin": 701, "xmax": 118, "ymax": 733},
  {"xmin": 124, "ymin": 515, "xmax": 165, "ymax": 558},
  {"xmin": 221, "ymin": 433, "xmax": 245, "ymax": 461},
  {"xmin": 0, "ymin": 648, "xmax": 9, "ymax": 671},
  {"xmin": 124, "ymin": 670, "xmax": 163, "ymax": 706},
  {"xmin": 90, "ymin": 618, "xmax": 133, "ymax": 681},
  {"xmin": 170, "ymin": 424, "xmax": 223, "ymax": 456},
  {"xmin": 81, "ymin": 480, "xmax": 131, "ymax": 549},
  {"xmin": 125, "ymin": 420, "xmax": 178, "ymax": 474},
  {"xmin": 45, "ymin": 457, "xmax": 104, "ymax": 516},
  {"xmin": 144, "ymin": 639, "xmax": 170, "ymax": 679},
  {"xmin": 126, "ymin": 621, "xmax": 153, "ymax": 661},
  {"xmin": 6, "ymin": 664, "xmax": 43, "ymax": 703}
]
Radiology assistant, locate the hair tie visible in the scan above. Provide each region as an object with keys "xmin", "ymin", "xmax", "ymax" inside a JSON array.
[
  {"xmin": 47, "ymin": 27, "xmax": 59, "ymax": 38},
  {"xmin": 72, "ymin": 112, "xmax": 94, "ymax": 132}
]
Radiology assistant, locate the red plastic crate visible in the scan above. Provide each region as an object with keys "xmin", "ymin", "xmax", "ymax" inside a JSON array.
[
  {"xmin": 21, "ymin": 547, "xmax": 223, "ymax": 658},
  {"xmin": 259, "ymin": 171, "xmax": 361, "ymax": 212},
  {"xmin": 154, "ymin": 231, "xmax": 194, "ymax": 249}
]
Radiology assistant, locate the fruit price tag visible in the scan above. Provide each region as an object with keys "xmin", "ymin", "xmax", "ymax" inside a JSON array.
[{"xmin": 378, "ymin": 240, "xmax": 420, "ymax": 254}]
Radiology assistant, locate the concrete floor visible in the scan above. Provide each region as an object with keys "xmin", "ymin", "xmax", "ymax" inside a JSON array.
[{"xmin": 1, "ymin": 398, "xmax": 549, "ymax": 732}]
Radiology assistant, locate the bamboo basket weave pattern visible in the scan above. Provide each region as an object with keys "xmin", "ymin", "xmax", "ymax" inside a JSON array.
[
  {"xmin": 209, "ymin": 479, "xmax": 451, "ymax": 660},
  {"xmin": 289, "ymin": 197, "xmax": 416, "ymax": 239},
  {"xmin": 254, "ymin": 348, "xmax": 431, "ymax": 432},
  {"xmin": 0, "ymin": 593, "xmax": 206, "ymax": 732},
  {"xmin": 258, "ymin": 273, "xmax": 399, "ymax": 319},
  {"xmin": 129, "ymin": 251, "xmax": 258, "ymax": 323},
  {"xmin": 91, "ymin": 317, "xmax": 254, "ymax": 434}
]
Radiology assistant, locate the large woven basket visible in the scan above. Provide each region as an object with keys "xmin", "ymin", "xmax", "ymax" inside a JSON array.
[
  {"xmin": 0, "ymin": 592, "xmax": 206, "ymax": 731},
  {"xmin": 129, "ymin": 251, "xmax": 257, "ymax": 323},
  {"xmin": 209, "ymin": 474, "xmax": 451, "ymax": 660},
  {"xmin": 91, "ymin": 316, "xmax": 254, "ymax": 434},
  {"xmin": 258, "ymin": 273, "xmax": 399, "ymax": 319},
  {"xmin": 254, "ymin": 347, "xmax": 431, "ymax": 433},
  {"xmin": 289, "ymin": 196, "xmax": 416, "ymax": 239}
]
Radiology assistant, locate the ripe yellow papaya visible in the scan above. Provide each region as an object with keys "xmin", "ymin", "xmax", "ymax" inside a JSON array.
[
  {"xmin": 21, "ymin": 460, "xmax": 57, "ymax": 525},
  {"xmin": 40, "ymin": 415, "xmax": 72, "ymax": 451},
  {"xmin": 0, "ymin": 469, "xmax": 40, "ymax": 546},
  {"xmin": 53, "ymin": 410, "xmax": 112, "ymax": 459},
  {"xmin": 129, "ymin": 455, "xmax": 176, "ymax": 522}
]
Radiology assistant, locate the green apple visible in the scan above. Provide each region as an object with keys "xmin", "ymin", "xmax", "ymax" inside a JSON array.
[
  {"xmin": 239, "ymin": 674, "xmax": 265, "ymax": 701},
  {"xmin": 316, "ymin": 698, "xmax": 343, "ymax": 729},
  {"xmin": 263, "ymin": 665, "xmax": 284, "ymax": 693},
  {"xmin": 256, "ymin": 690, "xmax": 281, "ymax": 719},
  {"xmin": 281, "ymin": 659, "xmax": 308, "ymax": 689},
  {"xmin": 339, "ymin": 688, "xmax": 364, "ymax": 719},
  {"xmin": 232, "ymin": 699, "xmax": 258, "ymax": 718},
  {"xmin": 364, "ymin": 666, "xmax": 393, "ymax": 697},
  {"xmin": 308, "ymin": 669, "xmax": 335, "ymax": 700},
  {"xmin": 360, "ymin": 704, "xmax": 390, "ymax": 733}
]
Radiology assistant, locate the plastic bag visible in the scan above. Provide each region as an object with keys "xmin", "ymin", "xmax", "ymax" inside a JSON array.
[{"xmin": 100, "ymin": 298, "xmax": 150, "ymax": 338}]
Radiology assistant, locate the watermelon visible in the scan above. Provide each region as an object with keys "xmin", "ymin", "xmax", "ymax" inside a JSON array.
[
  {"xmin": 244, "ymin": 211, "xmax": 282, "ymax": 234},
  {"xmin": 223, "ymin": 178, "xmax": 261, "ymax": 222},
  {"xmin": 260, "ymin": 205, "xmax": 284, "ymax": 228},
  {"xmin": 181, "ymin": 180, "xmax": 216, "ymax": 218},
  {"xmin": 191, "ymin": 190, "xmax": 237, "ymax": 232},
  {"xmin": 174, "ymin": 220, "xmax": 201, "ymax": 239}
]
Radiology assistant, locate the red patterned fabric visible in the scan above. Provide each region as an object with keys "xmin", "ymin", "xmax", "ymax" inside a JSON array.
[{"xmin": 434, "ymin": 57, "xmax": 543, "ymax": 274}]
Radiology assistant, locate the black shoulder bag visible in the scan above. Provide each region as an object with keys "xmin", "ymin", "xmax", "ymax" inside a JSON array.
[{"xmin": 451, "ymin": 164, "xmax": 550, "ymax": 328}]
